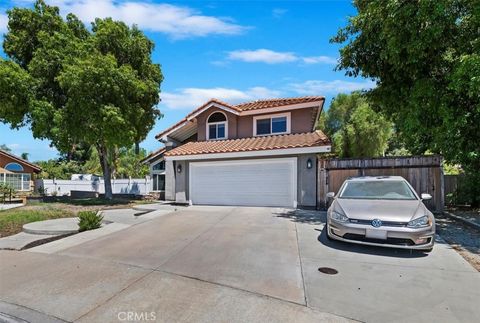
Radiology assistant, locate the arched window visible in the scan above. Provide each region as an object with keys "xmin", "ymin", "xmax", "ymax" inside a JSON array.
[
  {"xmin": 5, "ymin": 162, "xmax": 24, "ymax": 172},
  {"xmin": 207, "ymin": 112, "xmax": 227, "ymax": 140}
]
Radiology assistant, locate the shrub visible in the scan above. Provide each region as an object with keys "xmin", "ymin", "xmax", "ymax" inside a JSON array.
[
  {"xmin": 78, "ymin": 211, "xmax": 103, "ymax": 232},
  {"xmin": 36, "ymin": 185, "xmax": 46, "ymax": 196},
  {"xmin": 0, "ymin": 183, "xmax": 15, "ymax": 203},
  {"xmin": 448, "ymin": 171, "xmax": 480, "ymax": 208}
]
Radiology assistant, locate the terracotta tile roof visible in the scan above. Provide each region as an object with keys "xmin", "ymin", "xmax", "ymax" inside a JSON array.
[
  {"xmin": 164, "ymin": 130, "xmax": 330, "ymax": 157},
  {"xmin": 234, "ymin": 96, "xmax": 325, "ymax": 111},
  {"xmin": 155, "ymin": 99, "xmax": 240, "ymax": 140},
  {"xmin": 155, "ymin": 96, "xmax": 325, "ymax": 139}
]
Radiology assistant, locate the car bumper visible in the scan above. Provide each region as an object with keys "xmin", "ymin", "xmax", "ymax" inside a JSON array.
[{"xmin": 327, "ymin": 219, "xmax": 435, "ymax": 250}]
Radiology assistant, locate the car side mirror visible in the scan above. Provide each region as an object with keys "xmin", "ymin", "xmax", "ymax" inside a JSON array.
[
  {"xmin": 326, "ymin": 192, "xmax": 335, "ymax": 198},
  {"xmin": 421, "ymin": 193, "xmax": 432, "ymax": 200}
]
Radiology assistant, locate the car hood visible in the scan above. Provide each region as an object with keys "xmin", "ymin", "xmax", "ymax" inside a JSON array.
[{"xmin": 335, "ymin": 199, "xmax": 424, "ymax": 222}]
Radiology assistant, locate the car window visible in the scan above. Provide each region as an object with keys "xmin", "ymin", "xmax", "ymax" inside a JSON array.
[{"xmin": 339, "ymin": 180, "xmax": 417, "ymax": 200}]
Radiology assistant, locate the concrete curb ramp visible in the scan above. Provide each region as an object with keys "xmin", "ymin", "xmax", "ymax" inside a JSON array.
[
  {"xmin": 444, "ymin": 211, "xmax": 480, "ymax": 231},
  {"xmin": 22, "ymin": 218, "xmax": 79, "ymax": 235},
  {"xmin": 0, "ymin": 232, "xmax": 61, "ymax": 251},
  {"xmin": 132, "ymin": 202, "xmax": 183, "ymax": 212}
]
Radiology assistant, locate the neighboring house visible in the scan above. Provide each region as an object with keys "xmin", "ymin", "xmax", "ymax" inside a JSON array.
[
  {"xmin": 143, "ymin": 96, "xmax": 331, "ymax": 208},
  {"xmin": 0, "ymin": 150, "xmax": 42, "ymax": 192}
]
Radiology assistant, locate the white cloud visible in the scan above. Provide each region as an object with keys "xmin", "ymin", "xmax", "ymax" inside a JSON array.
[
  {"xmin": 227, "ymin": 49, "xmax": 297, "ymax": 64},
  {"xmin": 33, "ymin": 0, "xmax": 247, "ymax": 39},
  {"xmin": 226, "ymin": 49, "xmax": 337, "ymax": 65},
  {"xmin": 272, "ymin": 8, "xmax": 287, "ymax": 19},
  {"xmin": 290, "ymin": 80, "xmax": 376, "ymax": 95},
  {"xmin": 161, "ymin": 86, "xmax": 282, "ymax": 110},
  {"xmin": 302, "ymin": 56, "xmax": 338, "ymax": 65}
]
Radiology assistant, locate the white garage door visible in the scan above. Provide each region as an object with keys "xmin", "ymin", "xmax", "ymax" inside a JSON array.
[{"xmin": 189, "ymin": 158, "xmax": 297, "ymax": 207}]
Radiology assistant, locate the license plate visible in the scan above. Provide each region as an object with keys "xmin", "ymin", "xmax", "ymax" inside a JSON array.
[{"xmin": 366, "ymin": 229, "xmax": 387, "ymax": 240}]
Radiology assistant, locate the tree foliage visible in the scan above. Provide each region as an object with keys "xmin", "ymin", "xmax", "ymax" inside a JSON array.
[
  {"xmin": 319, "ymin": 92, "xmax": 392, "ymax": 158},
  {"xmin": 0, "ymin": 0, "xmax": 163, "ymax": 199},
  {"xmin": 332, "ymin": 0, "xmax": 479, "ymax": 206},
  {"xmin": 0, "ymin": 144, "xmax": 12, "ymax": 152},
  {"xmin": 332, "ymin": 1, "xmax": 479, "ymax": 166},
  {"xmin": 36, "ymin": 145, "xmax": 149, "ymax": 180}
]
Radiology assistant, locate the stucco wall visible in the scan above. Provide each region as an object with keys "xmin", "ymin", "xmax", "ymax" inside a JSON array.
[
  {"xmin": 196, "ymin": 107, "xmax": 238, "ymax": 141},
  {"xmin": 196, "ymin": 107, "xmax": 317, "ymax": 141},
  {"xmin": 296, "ymin": 154, "xmax": 317, "ymax": 208},
  {"xmin": 165, "ymin": 160, "xmax": 175, "ymax": 201},
  {"xmin": 237, "ymin": 108, "xmax": 315, "ymax": 138},
  {"xmin": 174, "ymin": 160, "xmax": 189, "ymax": 203}
]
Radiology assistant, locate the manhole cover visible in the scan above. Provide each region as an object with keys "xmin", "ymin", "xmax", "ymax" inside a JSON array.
[{"xmin": 318, "ymin": 267, "xmax": 338, "ymax": 275}]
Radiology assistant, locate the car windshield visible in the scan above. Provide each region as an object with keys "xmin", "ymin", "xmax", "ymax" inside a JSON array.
[{"xmin": 339, "ymin": 180, "xmax": 417, "ymax": 200}]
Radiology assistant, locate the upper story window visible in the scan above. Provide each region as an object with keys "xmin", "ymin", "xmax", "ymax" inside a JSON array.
[
  {"xmin": 253, "ymin": 112, "xmax": 291, "ymax": 136},
  {"xmin": 5, "ymin": 162, "xmax": 24, "ymax": 172},
  {"xmin": 207, "ymin": 112, "xmax": 227, "ymax": 140}
]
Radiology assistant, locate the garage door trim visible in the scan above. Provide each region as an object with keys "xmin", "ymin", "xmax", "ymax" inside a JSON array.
[{"xmin": 189, "ymin": 157, "xmax": 297, "ymax": 207}]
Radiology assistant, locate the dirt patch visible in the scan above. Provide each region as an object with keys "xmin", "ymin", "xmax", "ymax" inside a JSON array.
[{"xmin": 435, "ymin": 213, "xmax": 480, "ymax": 271}]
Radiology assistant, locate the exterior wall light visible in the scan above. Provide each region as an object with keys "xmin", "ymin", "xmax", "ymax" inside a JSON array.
[
  {"xmin": 307, "ymin": 158, "xmax": 313, "ymax": 169},
  {"xmin": 177, "ymin": 164, "xmax": 182, "ymax": 173}
]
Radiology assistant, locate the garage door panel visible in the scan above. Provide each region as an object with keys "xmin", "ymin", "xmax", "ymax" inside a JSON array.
[{"xmin": 190, "ymin": 158, "xmax": 296, "ymax": 207}]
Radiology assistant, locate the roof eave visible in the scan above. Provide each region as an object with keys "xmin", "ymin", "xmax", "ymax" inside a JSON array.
[
  {"xmin": 0, "ymin": 150, "xmax": 42, "ymax": 172},
  {"xmin": 164, "ymin": 145, "xmax": 331, "ymax": 161}
]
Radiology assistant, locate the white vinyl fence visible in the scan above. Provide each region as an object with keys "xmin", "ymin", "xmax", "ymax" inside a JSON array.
[{"xmin": 35, "ymin": 178, "xmax": 151, "ymax": 196}]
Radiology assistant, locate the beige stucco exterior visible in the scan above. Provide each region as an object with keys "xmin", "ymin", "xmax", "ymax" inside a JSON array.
[{"xmin": 196, "ymin": 106, "xmax": 318, "ymax": 141}]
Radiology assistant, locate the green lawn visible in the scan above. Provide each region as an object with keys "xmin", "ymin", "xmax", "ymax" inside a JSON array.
[{"xmin": 0, "ymin": 205, "xmax": 75, "ymax": 237}]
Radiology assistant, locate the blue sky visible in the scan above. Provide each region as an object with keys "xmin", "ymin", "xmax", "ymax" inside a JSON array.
[{"xmin": 0, "ymin": 0, "xmax": 373, "ymax": 161}]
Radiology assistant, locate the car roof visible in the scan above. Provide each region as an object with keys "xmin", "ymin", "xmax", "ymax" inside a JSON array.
[{"xmin": 346, "ymin": 176, "xmax": 406, "ymax": 181}]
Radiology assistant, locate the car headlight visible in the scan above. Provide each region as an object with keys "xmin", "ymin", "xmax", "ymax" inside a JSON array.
[
  {"xmin": 407, "ymin": 215, "xmax": 431, "ymax": 228},
  {"xmin": 330, "ymin": 211, "xmax": 349, "ymax": 223}
]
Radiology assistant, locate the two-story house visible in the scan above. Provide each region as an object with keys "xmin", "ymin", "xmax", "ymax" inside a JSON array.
[{"xmin": 143, "ymin": 96, "xmax": 331, "ymax": 208}]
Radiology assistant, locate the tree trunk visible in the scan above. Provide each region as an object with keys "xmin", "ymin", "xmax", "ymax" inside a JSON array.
[{"xmin": 98, "ymin": 143, "xmax": 113, "ymax": 200}]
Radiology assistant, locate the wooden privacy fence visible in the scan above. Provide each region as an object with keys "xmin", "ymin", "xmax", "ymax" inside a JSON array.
[{"xmin": 317, "ymin": 155, "xmax": 444, "ymax": 212}]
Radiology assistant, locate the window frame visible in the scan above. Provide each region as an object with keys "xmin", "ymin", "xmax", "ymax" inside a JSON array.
[
  {"xmin": 206, "ymin": 111, "xmax": 228, "ymax": 140},
  {"xmin": 253, "ymin": 112, "xmax": 291, "ymax": 136},
  {"xmin": 152, "ymin": 160, "xmax": 165, "ymax": 172},
  {"xmin": 2, "ymin": 173, "xmax": 31, "ymax": 191},
  {"xmin": 5, "ymin": 162, "xmax": 24, "ymax": 172},
  {"xmin": 152, "ymin": 173, "xmax": 165, "ymax": 192}
]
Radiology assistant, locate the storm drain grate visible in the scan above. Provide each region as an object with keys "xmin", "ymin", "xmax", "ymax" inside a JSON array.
[{"xmin": 318, "ymin": 267, "xmax": 338, "ymax": 275}]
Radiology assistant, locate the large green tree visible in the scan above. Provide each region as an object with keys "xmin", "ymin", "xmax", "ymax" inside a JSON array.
[
  {"xmin": 332, "ymin": 0, "xmax": 479, "ymax": 204},
  {"xmin": 319, "ymin": 92, "xmax": 392, "ymax": 158},
  {"xmin": 0, "ymin": 0, "xmax": 162, "ymax": 199}
]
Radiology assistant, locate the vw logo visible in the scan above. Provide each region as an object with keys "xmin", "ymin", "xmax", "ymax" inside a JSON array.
[{"xmin": 371, "ymin": 219, "xmax": 382, "ymax": 228}]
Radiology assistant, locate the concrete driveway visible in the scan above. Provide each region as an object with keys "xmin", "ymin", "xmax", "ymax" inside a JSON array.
[{"xmin": 1, "ymin": 206, "xmax": 479, "ymax": 322}]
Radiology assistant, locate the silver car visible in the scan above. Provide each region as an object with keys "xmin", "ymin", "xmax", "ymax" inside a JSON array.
[{"xmin": 326, "ymin": 176, "xmax": 435, "ymax": 251}]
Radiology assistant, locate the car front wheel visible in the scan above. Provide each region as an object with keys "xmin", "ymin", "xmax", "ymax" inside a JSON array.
[{"xmin": 325, "ymin": 222, "xmax": 332, "ymax": 240}]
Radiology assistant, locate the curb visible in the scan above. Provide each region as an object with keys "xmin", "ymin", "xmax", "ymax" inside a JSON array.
[{"xmin": 443, "ymin": 211, "xmax": 480, "ymax": 231}]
